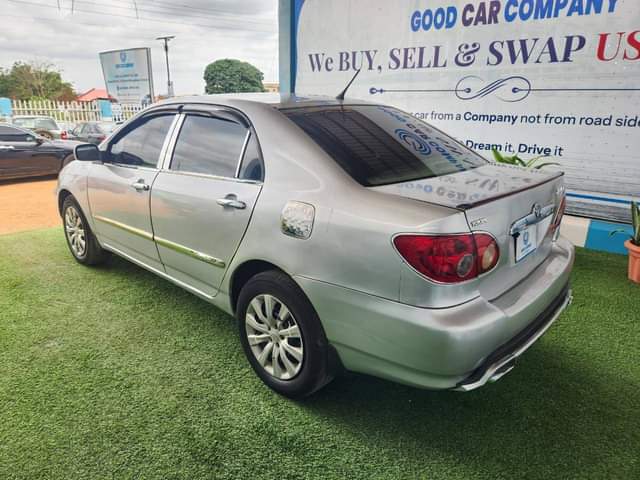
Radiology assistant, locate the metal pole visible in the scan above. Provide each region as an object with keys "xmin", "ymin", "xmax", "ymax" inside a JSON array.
[{"xmin": 156, "ymin": 35, "xmax": 175, "ymax": 97}]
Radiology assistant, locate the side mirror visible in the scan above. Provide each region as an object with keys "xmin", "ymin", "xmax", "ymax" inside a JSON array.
[{"xmin": 74, "ymin": 143, "xmax": 101, "ymax": 162}]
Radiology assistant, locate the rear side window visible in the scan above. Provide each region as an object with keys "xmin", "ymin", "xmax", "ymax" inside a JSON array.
[
  {"xmin": 109, "ymin": 114, "xmax": 174, "ymax": 168},
  {"xmin": 282, "ymin": 106, "xmax": 486, "ymax": 187},
  {"xmin": 170, "ymin": 114, "xmax": 248, "ymax": 178},
  {"xmin": 237, "ymin": 133, "xmax": 264, "ymax": 181}
]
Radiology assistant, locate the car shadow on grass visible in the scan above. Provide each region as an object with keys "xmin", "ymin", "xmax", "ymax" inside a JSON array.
[{"xmin": 301, "ymin": 346, "xmax": 637, "ymax": 476}]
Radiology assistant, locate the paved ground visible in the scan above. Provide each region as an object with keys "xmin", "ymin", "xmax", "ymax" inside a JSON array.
[{"xmin": 0, "ymin": 176, "xmax": 60, "ymax": 235}]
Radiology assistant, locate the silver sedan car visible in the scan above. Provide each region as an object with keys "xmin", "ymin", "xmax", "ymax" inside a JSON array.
[{"xmin": 57, "ymin": 94, "xmax": 574, "ymax": 397}]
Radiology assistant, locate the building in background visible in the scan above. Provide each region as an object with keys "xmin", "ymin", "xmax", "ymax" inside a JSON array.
[
  {"xmin": 263, "ymin": 82, "xmax": 280, "ymax": 93},
  {"xmin": 77, "ymin": 88, "xmax": 114, "ymax": 103}
]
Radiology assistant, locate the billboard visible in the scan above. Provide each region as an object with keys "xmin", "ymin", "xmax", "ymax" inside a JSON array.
[
  {"xmin": 99, "ymin": 47, "xmax": 154, "ymax": 105},
  {"xmin": 292, "ymin": 0, "xmax": 640, "ymax": 223}
]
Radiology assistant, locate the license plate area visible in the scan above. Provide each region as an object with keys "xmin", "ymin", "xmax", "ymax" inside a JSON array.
[
  {"xmin": 515, "ymin": 224, "xmax": 537, "ymax": 262},
  {"xmin": 513, "ymin": 216, "xmax": 552, "ymax": 263}
]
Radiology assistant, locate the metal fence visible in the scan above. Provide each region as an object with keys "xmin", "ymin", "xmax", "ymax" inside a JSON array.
[
  {"xmin": 9, "ymin": 99, "xmax": 144, "ymax": 124},
  {"xmin": 111, "ymin": 103, "xmax": 144, "ymax": 123}
]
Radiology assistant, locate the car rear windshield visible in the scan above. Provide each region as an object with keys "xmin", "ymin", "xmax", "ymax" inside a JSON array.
[
  {"xmin": 14, "ymin": 117, "xmax": 58, "ymax": 130},
  {"xmin": 282, "ymin": 105, "xmax": 486, "ymax": 187}
]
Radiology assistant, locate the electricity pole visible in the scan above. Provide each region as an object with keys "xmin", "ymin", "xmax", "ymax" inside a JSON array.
[{"xmin": 156, "ymin": 35, "xmax": 175, "ymax": 97}]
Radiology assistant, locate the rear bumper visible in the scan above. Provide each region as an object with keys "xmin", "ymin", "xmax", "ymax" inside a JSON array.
[
  {"xmin": 454, "ymin": 284, "xmax": 572, "ymax": 391},
  {"xmin": 295, "ymin": 236, "xmax": 575, "ymax": 390}
]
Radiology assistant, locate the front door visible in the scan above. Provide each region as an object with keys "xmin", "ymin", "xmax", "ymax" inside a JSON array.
[
  {"xmin": 88, "ymin": 112, "xmax": 177, "ymax": 271},
  {"xmin": 150, "ymin": 111, "xmax": 263, "ymax": 297}
]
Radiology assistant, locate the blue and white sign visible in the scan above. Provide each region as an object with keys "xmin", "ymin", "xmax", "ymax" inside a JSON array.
[
  {"xmin": 99, "ymin": 47, "xmax": 154, "ymax": 104},
  {"xmin": 291, "ymin": 0, "xmax": 640, "ymax": 223}
]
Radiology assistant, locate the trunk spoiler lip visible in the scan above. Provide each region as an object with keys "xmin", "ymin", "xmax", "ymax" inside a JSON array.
[{"xmin": 456, "ymin": 171, "xmax": 564, "ymax": 210}]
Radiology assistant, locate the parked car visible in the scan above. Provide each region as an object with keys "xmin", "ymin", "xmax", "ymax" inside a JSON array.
[
  {"xmin": 57, "ymin": 94, "xmax": 574, "ymax": 398},
  {"xmin": 70, "ymin": 121, "xmax": 117, "ymax": 145},
  {"xmin": 0, "ymin": 124, "xmax": 78, "ymax": 180},
  {"xmin": 12, "ymin": 115, "xmax": 68, "ymax": 140}
]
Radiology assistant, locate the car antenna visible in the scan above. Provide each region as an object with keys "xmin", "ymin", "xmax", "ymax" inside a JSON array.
[{"xmin": 336, "ymin": 68, "xmax": 362, "ymax": 101}]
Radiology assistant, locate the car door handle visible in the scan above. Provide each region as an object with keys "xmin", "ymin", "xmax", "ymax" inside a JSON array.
[
  {"xmin": 216, "ymin": 196, "xmax": 246, "ymax": 209},
  {"xmin": 131, "ymin": 180, "xmax": 149, "ymax": 191}
]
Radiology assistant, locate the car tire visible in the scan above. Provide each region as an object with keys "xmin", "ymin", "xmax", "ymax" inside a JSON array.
[
  {"xmin": 62, "ymin": 195, "xmax": 110, "ymax": 266},
  {"xmin": 237, "ymin": 270, "xmax": 334, "ymax": 398},
  {"xmin": 35, "ymin": 129, "xmax": 54, "ymax": 140}
]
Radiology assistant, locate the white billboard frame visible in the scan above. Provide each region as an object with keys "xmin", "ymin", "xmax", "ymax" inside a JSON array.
[{"xmin": 99, "ymin": 47, "xmax": 155, "ymax": 105}]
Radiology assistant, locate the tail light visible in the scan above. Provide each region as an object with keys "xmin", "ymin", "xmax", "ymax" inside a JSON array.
[
  {"xmin": 61, "ymin": 131, "xmax": 68, "ymax": 140},
  {"xmin": 393, "ymin": 233, "xmax": 500, "ymax": 284},
  {"xmin": 551, "ymin": 194, "xmax": 566, "ymax": 240}
]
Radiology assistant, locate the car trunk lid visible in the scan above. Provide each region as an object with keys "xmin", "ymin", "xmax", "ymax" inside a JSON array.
[{"xmin": 372, "ymin": 163, "xmax": 565, "ymax": 299}]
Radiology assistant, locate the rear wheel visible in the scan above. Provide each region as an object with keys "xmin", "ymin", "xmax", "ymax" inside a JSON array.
[
  {"xmin": 62, "ymin": 196, "xmax": 109, "ymax": 266},
  {"xmin": 35, "ymin": 129, "xmax": 54, "ymax": 140},
  {"xmin": 237, "ymin": 270, "xmax": 333, "ymax": 398}
]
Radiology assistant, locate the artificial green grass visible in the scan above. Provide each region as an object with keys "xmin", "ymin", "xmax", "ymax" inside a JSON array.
[{"xmin": 0, "ymin": 228, "xmax": 638, "ymax": 480}]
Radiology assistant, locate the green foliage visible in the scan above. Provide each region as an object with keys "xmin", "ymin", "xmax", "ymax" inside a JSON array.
[
  {"xmin": 492, "ymin": 148, "xmax": 560, "ymax": 170},
  {"xmin": 0, "ymin": 61, "xmax": 75, "ymax": 101},
  {"xmin": 610, "ymin": 201, "xmax": 640, "ymax": 246},
  {"xmin": 203, "ymin": 58, "xmax": 265, "ymax": 94}
]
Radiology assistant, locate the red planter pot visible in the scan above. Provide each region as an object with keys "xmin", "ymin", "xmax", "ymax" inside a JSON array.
[{"xmin": 625, "ymin": 240, "xmax": 640, "ymax": 284}]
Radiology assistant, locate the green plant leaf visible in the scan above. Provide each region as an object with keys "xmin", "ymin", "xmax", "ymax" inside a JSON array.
[
  {"xmin": 524, "ymin": 155, "xmax": 549, "ymax": 167},
  {"xmin": 533, "ymin": 162, "xmax": 561, "ymax": 170},
  {"xmin": 632, "ymin": 201, "xmax": 640, "ymax": 244},
  {"xmin": 514, "ymin": 156, "xmax": 526, "ymax": 167}
]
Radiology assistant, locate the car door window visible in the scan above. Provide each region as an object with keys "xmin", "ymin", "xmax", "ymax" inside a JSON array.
[
  {"xmin": 237, "ymin": 133, "xmax": 264, "ymax": 181},
  {"xmin": 0, "ymin": 125, "xmax": 35, "ymax": 143},
  {"xmin": 109, "ymin": 114, "xmax": 174, "ymax": 168},
  {"xmin": 170, "ymin": 114, "xmax": 248, "ymax": 177}
]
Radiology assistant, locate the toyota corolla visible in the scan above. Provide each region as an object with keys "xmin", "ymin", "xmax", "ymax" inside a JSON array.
[{"xmin": 57, "ymin": 94, "xmax": 574, "ymax": 397}]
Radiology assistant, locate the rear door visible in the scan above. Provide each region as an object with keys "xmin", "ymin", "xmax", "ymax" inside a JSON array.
[
  {"xmin": 88, "ymin": 111, "xmax": 178, "ymax": 271},
  {"xmin": 150, "ymin": 109, "xmax": 263, "ymax": 297}
]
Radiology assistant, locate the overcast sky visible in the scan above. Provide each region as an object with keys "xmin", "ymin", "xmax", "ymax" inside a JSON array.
[{"xmin": 0, "ymin": 0, "xmax": 279, "ymax": 95}]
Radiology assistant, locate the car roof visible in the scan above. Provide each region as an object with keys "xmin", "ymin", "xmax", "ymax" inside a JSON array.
[
  {"xmin": 158, "ymin": 93, "xmax": 379, "ymax": 111},
  {"xmin": 13, "ymin": 115, "xmax": 56, "ymax": 119}
]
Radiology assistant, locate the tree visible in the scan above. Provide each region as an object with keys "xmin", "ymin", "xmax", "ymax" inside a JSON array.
[
  {"xmin": 204, "ymin": 59, "xmax": 265, "ymax": 94},
  {"xmin": 0, "ymin": 62, "xmax": 75, "ymax": 101}
]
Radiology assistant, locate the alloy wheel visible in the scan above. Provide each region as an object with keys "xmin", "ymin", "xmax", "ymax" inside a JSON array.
[
  {"xmin": 245, "ymin": 294, "xmax": 304, "ymax": 380},
  {"xmin": 64, "ymin": 205, "xmax": 86, "ymax": 257}
]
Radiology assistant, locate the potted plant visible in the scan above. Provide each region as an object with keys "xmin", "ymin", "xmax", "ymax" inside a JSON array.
[
  {"xmin": 611, "ymin": 201, "xmax": 640, "ymax": 284},
  {"xmin": 491, "ymin": 148, "xmax": 560, "ymax": 169}
]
